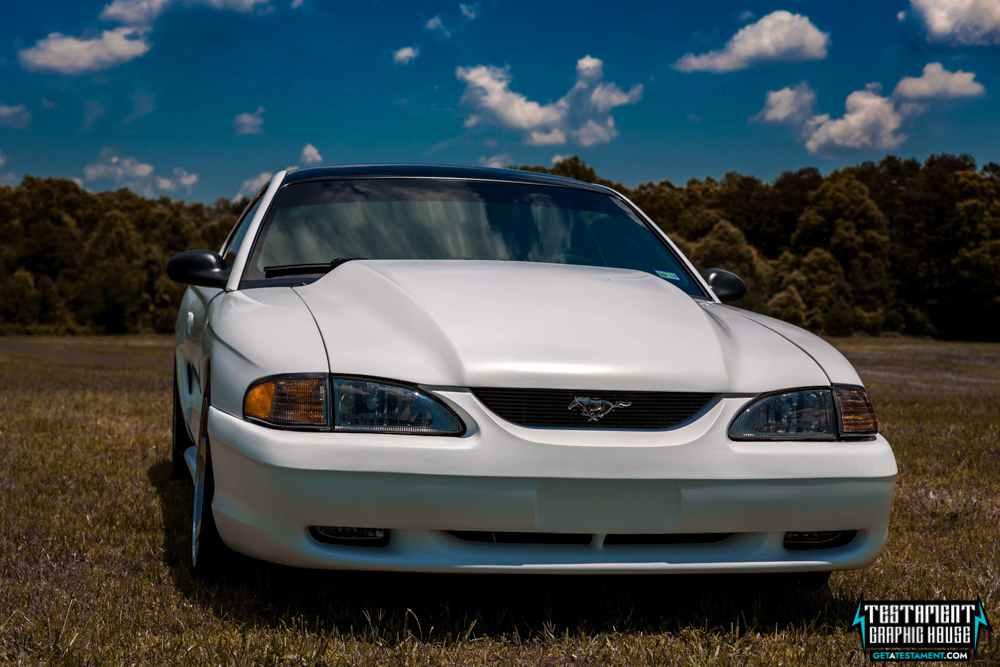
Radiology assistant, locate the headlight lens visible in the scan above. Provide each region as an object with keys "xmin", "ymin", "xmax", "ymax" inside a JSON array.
[
  {"xmin": 333, "ymin": 378, "xmax": 463, "ymax": 434},
  {"xmin": 728, "ymin": 386, "xmax": 877, "ymax": 441},
  {"xmin": 243, "ymin": 374, "xmax": 464, "ymax": 435}
]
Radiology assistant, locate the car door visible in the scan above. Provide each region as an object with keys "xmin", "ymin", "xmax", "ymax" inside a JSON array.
[{"xmin": 176, "ymin": 188, "xmax": 267, "ymax": 439}]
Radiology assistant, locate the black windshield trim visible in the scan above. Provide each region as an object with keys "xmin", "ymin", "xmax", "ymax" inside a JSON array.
[{"xmin": 238, "ymin": 177, "xmax": 706, "ymax": 297}]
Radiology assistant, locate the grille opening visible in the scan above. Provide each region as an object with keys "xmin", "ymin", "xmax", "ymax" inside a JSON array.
[
  {"xmin": 603, "ymin": 532, "xmax": 733, "ymax": 546},
  {"xmin": 783, "ymin": 530, "xmax": 857, "ymax": 551},
  {"xmin": 448, "ymin": 531, "xmax": 593, "ymax": 545},
  {"xmin": 310, "ymin": 526, "xmax": 390, "ymax": 547},
  {"xmin": 472, "ymin": 387, "xmax": 716, "ymax": 429}
]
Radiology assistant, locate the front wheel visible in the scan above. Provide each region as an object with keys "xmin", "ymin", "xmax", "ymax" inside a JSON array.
[{"xmin": 191, "ymin": 381, "xmax": 226, "ymax": 571}]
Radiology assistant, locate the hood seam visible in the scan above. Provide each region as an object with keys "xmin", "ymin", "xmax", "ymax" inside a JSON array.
[{"xmin": 291, "ymin": 286, "xmax": 332, "ymax": 374}]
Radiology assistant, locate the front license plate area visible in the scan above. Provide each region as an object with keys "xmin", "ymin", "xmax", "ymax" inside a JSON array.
[{"xmin": 534, "ymin": 479, "xmax": 680, "ymax": 533}]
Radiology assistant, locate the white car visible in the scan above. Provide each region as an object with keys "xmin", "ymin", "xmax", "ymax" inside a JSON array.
[{"xmin": 167, "ymin": 165, "xmax": 896, "ymax": 578}]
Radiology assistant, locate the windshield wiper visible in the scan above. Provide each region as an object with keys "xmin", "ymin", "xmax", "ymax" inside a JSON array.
[{"xmin": 263, "ymin": 257, "xmax": 364, "ymax": 278}]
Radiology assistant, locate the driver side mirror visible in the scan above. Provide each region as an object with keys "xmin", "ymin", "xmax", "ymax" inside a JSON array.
[
  {"xmin": 701, "ymin": 268, "xmax": 746, "ymax": 303},
  {"xmin": 166, "ymin": 250, "xmax": 230, "ymax": 289}
]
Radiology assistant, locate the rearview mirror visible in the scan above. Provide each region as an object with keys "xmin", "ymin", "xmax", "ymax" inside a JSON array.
[
  {"xmin": 700, "ymin": 268, "xmax": 746, "ymax": 303},
  {"xmin": 166, "ymin": 250, "xmax": 230, "ymax": 289}
]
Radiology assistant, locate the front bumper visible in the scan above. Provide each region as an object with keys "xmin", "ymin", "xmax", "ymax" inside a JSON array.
[{"xmin": 206, "ymin": 390, "xmax": 897, "ymax": 573}]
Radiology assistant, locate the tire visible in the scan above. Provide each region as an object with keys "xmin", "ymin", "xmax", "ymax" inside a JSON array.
[
  {"xmin": 191, "ymin": 368, "xmax": 227, "ymax": 572},
  {"xmin": 171, "ymin": 364, "xmax": 195, "ymax": 480}
]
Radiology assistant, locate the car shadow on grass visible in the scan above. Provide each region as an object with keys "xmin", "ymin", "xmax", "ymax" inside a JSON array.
[{"xmin": 148, "ymin": 460, "xmax": 857, "ymax": 641}]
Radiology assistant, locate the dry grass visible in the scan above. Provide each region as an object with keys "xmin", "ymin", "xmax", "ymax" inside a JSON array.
[{"xmin": 0, "ymin": 335, "xmax": 997, "ymax": 666}]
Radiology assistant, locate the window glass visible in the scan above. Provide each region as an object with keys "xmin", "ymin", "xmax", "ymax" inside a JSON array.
[
  {"xmin": 222, "ymin": 193, "xmax": 264, "ymax": 266},
  {"xmin": 245, "ymin": 178, "xmax": 702, "ymax": 296}
]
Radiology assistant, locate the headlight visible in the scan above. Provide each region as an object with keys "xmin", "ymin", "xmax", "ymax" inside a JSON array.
[
  {"xmin": 729, "ymin": 386, "xmax": 877, "ymax": 441},
  {"xmin": 243, "ymin": 374, "xmax": 464, "ymax": 435}
]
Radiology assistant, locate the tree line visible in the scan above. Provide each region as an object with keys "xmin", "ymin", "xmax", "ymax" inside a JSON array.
[{"xmin": 1, "ymin": 153, "xmax": 998, "ymax": 340}]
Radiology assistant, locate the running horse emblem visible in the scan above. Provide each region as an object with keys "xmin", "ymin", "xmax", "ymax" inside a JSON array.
[{"xmin": 567, "ymin": 397, "xmax": 632, "ymax": 422}]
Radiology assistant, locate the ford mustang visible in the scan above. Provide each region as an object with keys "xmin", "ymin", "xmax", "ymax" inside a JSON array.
[{"xmin": 166, "ymin": 164, "xmax": 896, "ymax": 578}]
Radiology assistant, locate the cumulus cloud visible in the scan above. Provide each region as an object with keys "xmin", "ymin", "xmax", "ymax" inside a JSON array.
[
  {"xmin": 910, "ymin": 0, "xmax": 1000, "ymax": 45},
  {"xmin": 19, "ymin": 27, "xmax": 151, "ymax": 75},
  {"xmin": 456, "ymin": 55, "xmax": 642, "ymax": 147},
  {"xmin": 804, "ymin": 84, "xmax": 908, "ymax": 155},
  {"xmin": 892, "ymin": 62, "xmax": 985, "ymax": 99},
  {"xmin": 0, "ymin": 103, "xmax": 32, "ymax": 130},
  {"xmin": 393, "ymin": 46, "xmax": 420, "ymax": 64},
  {"xmin": 459, "ymin": 2, "xmax": 479, "ymax": 19},
  {"xmin": 479, "ymin": 153, "xmax": 513, "ymax": 169},
  {"xmin": 551, "ymin": 154, "xmax": 570, "ymax": 165},
  {"xmin": 752, "ymin": 82, "xmax": 816, "ymax": 125},
  {"xmin": 82, "ymin": 147, "xmax": 156, "ymax": 194},
  {"xmin": 300, "ymin": 143, "xmax": 322, "ymax": 164},
  {"xmin": 100, "ymin": 0, "xmax": 171, "ymax": 24},
  {"xmin": 673, "ymin": 10, "xmax": 829, "ymax": 73},
  {"xmin": 426, "ymin": 16, "xmax": 451, "ymax": 37},
  {"xmin": 156, "ymin": 167, "xmax": 199, "ymax": 193},
  {"xmin": 234, "ymin": 171, "xmax": 273, "ymax": 202},
  {"xmin": 233, "ymin": 106, "xmax": 265, "ymax": 135}
]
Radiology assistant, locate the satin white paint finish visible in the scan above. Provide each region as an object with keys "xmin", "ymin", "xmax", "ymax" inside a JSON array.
[
  {"xmin": 172, "ymin": 175, "xmax": 897, "ymax": 573},
  {"xmin": 294, "ymin": 260, "xmax": 827, "ymax": 393}
]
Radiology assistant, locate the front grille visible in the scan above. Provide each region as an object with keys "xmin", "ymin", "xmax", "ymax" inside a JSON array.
[
  {"xmin": 603, "ymin": 533, "xmax": 732, "ymax": 546},
  {"xmin": 471, "ymin": 387, "xmax": 716, "ymax": 429},
  {"xmin": 448, "ymin": 531, "xmax": 593, "ymax": 545}
]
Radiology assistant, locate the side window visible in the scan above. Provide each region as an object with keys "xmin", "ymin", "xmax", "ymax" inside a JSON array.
[{"xmin": 222, "ymin": 190, "xmax": 265, "ymax": 267}]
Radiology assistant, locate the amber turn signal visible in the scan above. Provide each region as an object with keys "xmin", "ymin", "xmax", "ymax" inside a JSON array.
[
  {"xmin": 833, "ymin": 387, "xmax": 878, "ymax": 434},
  {"xmin": 244, "ymin": 381, "xmax": 276, "ymax": 420},
  {"xmin": 243, "ymin": 376, "xmax": 329, "ymax": 427}
]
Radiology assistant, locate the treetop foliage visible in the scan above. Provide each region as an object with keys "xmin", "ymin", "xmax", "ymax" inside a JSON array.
[{"xmin": 2, "ymin": 154, "xmax": 998, "ymax": 340}]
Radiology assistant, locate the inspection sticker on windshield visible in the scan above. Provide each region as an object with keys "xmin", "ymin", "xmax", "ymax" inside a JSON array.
[
  {"xmin": 852, "ymin": 598, "xmax": 991, "ymax": 661},
  {"xmin": 655, "ymin": 270, "xmax": 680, "ymax": 281}
]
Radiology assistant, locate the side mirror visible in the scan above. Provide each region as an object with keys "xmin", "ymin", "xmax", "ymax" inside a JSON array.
[
  {"xmin": 701, "ymin": 268, "xmax": 746, "ymax": 303},
  {"xmin": 166, "ymin": 250, "xmax": 230, "ymax": 289}
]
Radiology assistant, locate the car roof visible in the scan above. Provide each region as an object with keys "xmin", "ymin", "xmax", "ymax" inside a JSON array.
[{"xmin": 280, "ymin": 164, "xmax": 612, "ymax": 194}]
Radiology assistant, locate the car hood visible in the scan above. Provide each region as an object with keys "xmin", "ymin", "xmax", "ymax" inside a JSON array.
[{"xmin": 292, "ymin": 260, "xmax": 829, "ymax": 392}]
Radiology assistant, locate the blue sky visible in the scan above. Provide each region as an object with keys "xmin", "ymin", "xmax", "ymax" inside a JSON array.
[{"xmin": 1, "ymin": 0, "xmax": 997, "ymax": 202}]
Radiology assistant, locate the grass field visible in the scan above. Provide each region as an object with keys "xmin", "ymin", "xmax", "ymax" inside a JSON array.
[{"xmin": 1, "ymin": 336, "xmax": 997, "ymax": 666}]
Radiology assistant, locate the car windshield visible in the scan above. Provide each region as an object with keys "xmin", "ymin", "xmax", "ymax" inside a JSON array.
[{"xmin": 243, "ymin": 178, "xmax": 703, "ymax": 295}]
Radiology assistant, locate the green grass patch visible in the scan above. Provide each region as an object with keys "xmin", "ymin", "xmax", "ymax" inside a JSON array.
[{"xmin": 1, "ymin": 336, "xmax": 997, "ymax": 665}]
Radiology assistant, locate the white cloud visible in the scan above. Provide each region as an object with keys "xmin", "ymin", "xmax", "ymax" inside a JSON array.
[
  {"xmin": 456, "ymin": 55, "xmax": 642, "ymax": 147},
  {"xmin": 804, "ymin": 84, "xmax": 907, "ymax": 155},
  {"xmin": 82, "ymin": 147, "xmax": 155, "ymax": 194},
  {"xmin": 898, "ymin": 10, "xmax": 907, "ymax": 20},
  {"xmin": 81, "ymin": 99, "xmax": 106, "ymax": 131},
  {"xmin": 123, "ymin": 90, "xmax": 155, "ymax": 125},
  {"xmin": 233, "ymin": 106, "xmax": 265, "ymax": 135},
  {"xmin": 0, "ymin": 150, "xmax": 6, "ymax": 168},
  {"xmin": 479, "ymin": 153, "xmax": 512, "ymax": 169},
  {"xmin": 673, "ymin": 10, "xmax": 829, "ymax": 73},
  {"xmin": 156, "ymin": 167, "xmax": 198, "ymax": 193},
  {"xmin": 910, "ymin": 0, "xmax": 1000, "ymax": 45},
  {"xmin": 426, "ymin": 16, "xmax": 451, "ymax": 37},
  {"xmin": 526, "ymin": 128, "xmax": 567, "ymax": 145},
  {"xmin": 459, "ymin": 2, "xmax": 479, "ymax": 19},
  {"xmin": 291, "ymin": 0, "xmax": 305, "ymax": 7},
  {"xmin": 551, "ymin": 154, "xmax": 570, "ymax": 165},
  {"xmin": 0, "ymin": 103, "xmax": 32, "ymax": 130},
  {"xmin": 234, "ymin": 171, "xmax": 273, "ymax": 202},
  {"xmin": 393, "ymin": 46, "xmax": 420, "ymax": 64},
  {"xmin": 752, "ymin": 82, "xmax": 817, "ymax": 124},
  {"xmin": 100, "ymin": 0, "xmax": 171, "ymax": 24},
  {"xmin": 739, "ymin": 10, "xmax": 755, "ymax": 21},
  {"xmin": 40, "ymin": 98, "xmax": 56, "ymax": 109},
  {"xmin": 18, "ymin": 27, "xmax": 151, "ymax": 75},
  {"xmin": 892, "ymin": 62, "xmax": 985, "ymax": 99},
  {"xmin": 300, "ymin": 143, "xmax": 322, "ymax": 164}
]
